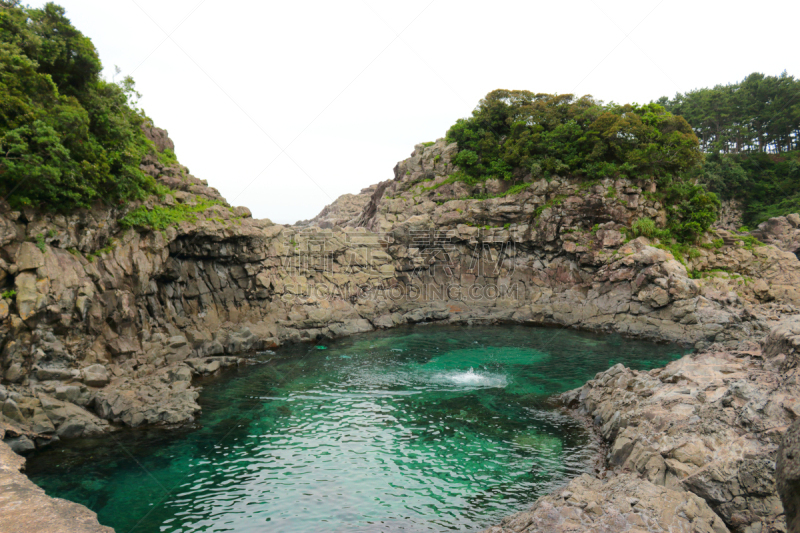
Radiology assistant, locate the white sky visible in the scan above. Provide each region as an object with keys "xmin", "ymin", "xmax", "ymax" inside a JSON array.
[{"xmin": 30, "ymin": 0, "xmax": 798, "ymax": 224}]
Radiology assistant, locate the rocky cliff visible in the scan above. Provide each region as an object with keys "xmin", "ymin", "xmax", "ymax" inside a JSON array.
[{"xmin": 1, "ymin": 130, "xmax": 800, "ymax": 532}]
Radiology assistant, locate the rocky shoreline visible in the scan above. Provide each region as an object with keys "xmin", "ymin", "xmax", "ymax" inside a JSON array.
[
  {"xmin": 1, "ymin": 129, "xmax": 800, "ymax": 532},
  {"xmin": 481, "ymin": 315, "xmax": 800, "ymax": 533}
]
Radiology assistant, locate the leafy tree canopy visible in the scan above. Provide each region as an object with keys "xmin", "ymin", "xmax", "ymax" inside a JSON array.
[
  {"xmin": 659, "ymin": 72, "xmax": 800, "ymax": 225},
  {"xmin": 658, "ymin": 71, "xmax": 800, "ymax": 154},
  {"xmin": 445, "ymin": 90, "xmax": 702, "ymax": 184},
  {"xmin": 687, "ymin": 150, "xmax": 800, "ymax": 225},
  {"xmin": 0, "ymin": 0, "xmax": 159, "ymax": 211}
]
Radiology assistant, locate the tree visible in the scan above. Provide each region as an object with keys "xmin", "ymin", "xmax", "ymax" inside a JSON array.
[{"xmin": 0, "ymin": 1, "xmax": 159, "ymax": 211}]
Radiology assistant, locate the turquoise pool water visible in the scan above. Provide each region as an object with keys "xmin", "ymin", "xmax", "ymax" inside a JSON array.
[{"xmin": 27, "ymin": 325, "xmax": 689, "ymax": 532}]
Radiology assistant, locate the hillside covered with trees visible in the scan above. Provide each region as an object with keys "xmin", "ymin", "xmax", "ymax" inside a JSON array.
[
  {"xmin": 658, "ymin": 72, "xmax": 800, "ymax": 225},
  {"xmin": 0, "ymin": 0, "xmax": 164, "ymax": 212}
]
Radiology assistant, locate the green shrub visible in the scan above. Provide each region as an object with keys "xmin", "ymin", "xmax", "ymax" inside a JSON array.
[
  {"xmin": 119, "ymin": 198, "xmax": 229, "ymax": 231},
  {"xmin": 35, "ymin": 234, "xmax": 46, "ymax": 252},
  {"xmin": 156, "ymin": 148, "xmax": 179, "ymax": 168},
  {"xmin": 700, "ymin": 238, "xmax": 725, "ymax": 250},
  {"xmin": 1, "ymin": 289, "xmax": 16, "ymax": 299},
  {"xmin": 630, "ymin": 217, "xmax": 658, "ymax": 238},
  {"xmin": 86, "ymin": 239, "xmax": 117, "ymax": 262},
  {"xmin": 739, "ymin": 235, "xmax": 764, "ymax": 251},
  {"xmin": 659, "ymin": 179, "xmax": 720, "ymax": 242}
]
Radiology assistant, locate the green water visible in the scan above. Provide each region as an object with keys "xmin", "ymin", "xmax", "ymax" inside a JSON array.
[{"xmin": 27, "ymin": 325, "xmax": 689, "ymax": 532}]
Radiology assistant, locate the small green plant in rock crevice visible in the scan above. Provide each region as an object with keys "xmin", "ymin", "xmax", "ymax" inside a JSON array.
[
  {"xmin": 35, "ymin": 234, "xmax": 46, "ymax": 252},
  {"xmin": 533, "ymin": 195, "xmax": 567, "ymax": 219},
  {"xmin": 737, "ymin": 235, "xmax": 764, "ymax": 252},
  {"xmin": 2, "ymin": 290, "xmax": 16, "ymax": 300},
  {"xmin": 87, "ymin": 239, "xmax": 118, "ymax": 262},
  {"xmin": 630, "ymin": 217, "xmax": 658, "ymax": 239}
]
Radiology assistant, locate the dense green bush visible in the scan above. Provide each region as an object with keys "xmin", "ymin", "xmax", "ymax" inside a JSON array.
[
  {"xmin": 690, "ymin": 151, "xmax": 800, "ymax": 225},
  {"xmin": 445, "ymin": 90, "xmax": 702, "ymax": 184},
  {"xmin": 659, "ymin": 179, "xmax": 720, "ymax": 242},
  {"xmin": 0, "ymin": 1, "xmax": 160, "ymax": 211},
  {"xmin": 630, "ymin": 217, "xmax": 657, "ymax": 238}
]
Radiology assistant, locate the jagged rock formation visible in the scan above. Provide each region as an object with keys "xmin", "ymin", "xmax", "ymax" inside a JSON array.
[
  {"xmin": 557, "ymin": 318, "xmax": 799, "ymax": 532},
  {"xmin": 778, "ymin": 419, "xmax": 800, "ymax": 533},
  {"xmin": 1, "ymin": 130, "xmax": 800, "ymax": 533},
  {"xmin": 294, "ymin": 185, "xmax": 376, "ymax": 228},
  {"xmin": 716, "ymin": 199, "xmax": 746, "ymax": 231},
  {"xmin": 753, "ymin": 214, "xmax": 800, "ymax": 259},
  {"xmin": 480, "ymin": 473, "xmax": 730, "ymax": 533}
]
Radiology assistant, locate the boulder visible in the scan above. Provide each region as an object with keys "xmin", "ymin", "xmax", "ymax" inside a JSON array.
[
  {"xmin": 4, "ymin": 436, "xmax": 36, "ymax": 455},
  {"xmin": 4, "ymin": 363, "xmax": 24, "ymax": 383},
  {"xmin": 81, "ymin": 365, "xmax": 109, "ymax": 388},
  {"xmin": 2, "ymin": 399, "xmax": 26, "ymax": 424}
]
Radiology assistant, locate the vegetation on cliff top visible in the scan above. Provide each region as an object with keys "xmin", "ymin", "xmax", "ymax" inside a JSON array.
[
  {"xmin": 444, "ymin": 90, "xmax": 718, "ymax": 243},
  {"xmin": 446, "ymin": 90, "xmax": 702, "ymax": 184},
  {"xmin": 658, "ymin": 72, "xmax": 800, "ymax": 155},
  {"xmin": 0, "ymin": 1, "xmax": 160, "ymax": 212},
  {"xmin": 657, "ymin": 72, "xmax": 800, "ymax": 225}
]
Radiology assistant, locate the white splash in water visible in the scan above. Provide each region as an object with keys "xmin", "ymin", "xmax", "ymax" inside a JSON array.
[{"xmin": 433, "ymin": 368, "xmax": 508, "ymax": 388}]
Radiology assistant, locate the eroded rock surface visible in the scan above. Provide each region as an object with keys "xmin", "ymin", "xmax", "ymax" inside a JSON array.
[
  {"xmin": 551, "ymin": 315, "xmax": 800, "ymax": 533},
  {"xmin": 753, "ymin": 214, "xmax": 800, "ymax": 257},
  {"xmin": 778, "ymin": 419, "xmax": 800, "ymax": 533},
  {"xmin": 480, "ymin": 473, "xmax": 729, "ymax": 533}
]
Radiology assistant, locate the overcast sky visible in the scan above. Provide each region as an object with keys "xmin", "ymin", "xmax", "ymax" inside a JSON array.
[{"xmin": 31, "ymin": 0, "xmax": 798, "ymax": 224}]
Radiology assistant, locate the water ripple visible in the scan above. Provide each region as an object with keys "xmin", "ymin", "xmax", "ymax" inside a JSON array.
[{"xmin": 27, "ymin": 325, "xmax": 689, "ymax": 533}]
